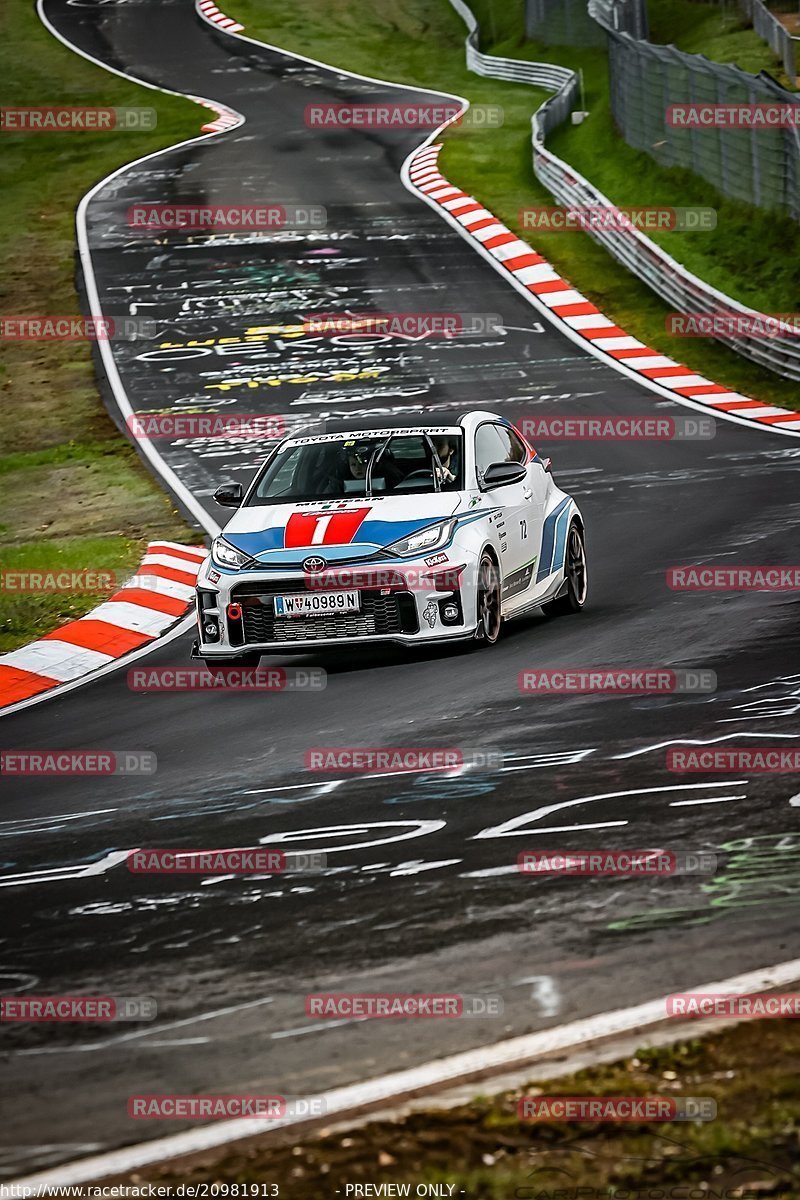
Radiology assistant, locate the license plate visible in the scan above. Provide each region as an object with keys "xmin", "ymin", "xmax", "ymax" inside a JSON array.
[{"xmin": 273, "ymin": 590, "xmax": 361, "ymax": 618}]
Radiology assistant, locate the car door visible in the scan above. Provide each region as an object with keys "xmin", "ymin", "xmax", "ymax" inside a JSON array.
[{"xmin": 474, "ymin": 422, "xmax": 538, "ymax": 605}]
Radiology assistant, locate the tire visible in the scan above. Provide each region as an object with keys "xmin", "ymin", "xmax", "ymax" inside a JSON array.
[
  {"xmin": 203, "ymin": 652, "xmax": 262, "ymax": 668},
  {"xmin": 475, "ymin": 551, "xmax": 503, "ymax": 645},
  {"xmin": 541, "ymin": 521, "xmax": 588, "ymax": 617}
]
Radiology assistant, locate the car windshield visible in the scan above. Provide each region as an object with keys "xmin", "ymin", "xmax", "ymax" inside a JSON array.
[{"xmin": 247, "ymin": 432, "xmax": 464, "ymax": 504}]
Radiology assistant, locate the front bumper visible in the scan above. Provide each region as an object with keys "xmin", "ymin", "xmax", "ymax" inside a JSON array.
[{"xmin": 194, "ymin": 556, "xmax": 476, "ymax": 656}]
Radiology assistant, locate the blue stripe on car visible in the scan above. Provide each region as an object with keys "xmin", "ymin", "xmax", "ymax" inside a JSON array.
[
  {"xmin": 551, "ymin": 504, "xmax": 571, "ymax": 574},
  {"xmin": 536, "ymin": 497, "xmax": 571, "ymax": 582},
  {"xmin": 226, "ymin": 508, "xmax": 502, "ymax": 562},
  {"xmin": 453, "ymin": 508, "xmax": 501, "ymax": 531}
]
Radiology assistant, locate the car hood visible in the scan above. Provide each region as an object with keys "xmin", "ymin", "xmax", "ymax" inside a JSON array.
[{"xmin": 221, "ymin": 493, "xmax": 464, "ymax": 564}]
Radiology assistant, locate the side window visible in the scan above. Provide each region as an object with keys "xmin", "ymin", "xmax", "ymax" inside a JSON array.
[
  {"xmin": 475, "ymin": 423, "xmax": 527, "ymax": 482},
  {"xmin": 506, "ymin": 428, "xmax": 528, "ymax": 463},
  {"xmin": 475, "ymin": 424, "xmax": 510, "ymax": 482},
  {"xmin": 492, "ymin": 424, "xmax": 527, "ymax": 463}
]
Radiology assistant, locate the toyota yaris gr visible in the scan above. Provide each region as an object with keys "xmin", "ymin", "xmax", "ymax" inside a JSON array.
[{"xmin": 193, "ymin": 411, "xmax": 587, "ymax": 664}]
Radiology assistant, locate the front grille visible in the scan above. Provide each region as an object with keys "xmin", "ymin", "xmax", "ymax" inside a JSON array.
[{"xmin": 232, "ymin": 585, "xmax": 419, "ymax": 643}]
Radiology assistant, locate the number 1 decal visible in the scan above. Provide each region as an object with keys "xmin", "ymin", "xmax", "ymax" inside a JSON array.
[{"xmin": 285, "ymin": 507, "xmax": 371, "ymax": 549}]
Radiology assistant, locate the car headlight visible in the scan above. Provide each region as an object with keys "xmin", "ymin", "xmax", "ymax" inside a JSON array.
[
  {"xmin": 211, "ymin": 536, "xmax": 250, "ymax": 570},
  {"xmin": 384, "ymin": 518, "xmax": 456, "ymax": 559}
]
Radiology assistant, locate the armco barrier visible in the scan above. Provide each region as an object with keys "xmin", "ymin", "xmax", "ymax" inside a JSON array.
[
  {"xmin": 449, "ymin": 0, "xmax": 800, "ymax": 381},
  {"xmin": 407, "ymin": 139, "xmax": 800, "ymax": 432},
  {"xmin": 451, "ymin": 0, "xmax": 573, "ymax": 91}
]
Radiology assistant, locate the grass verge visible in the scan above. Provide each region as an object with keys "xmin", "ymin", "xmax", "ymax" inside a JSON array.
[
  {"xmin": 0, "ymin": 0, "xmax": 204, "ymax": 650},
  {"xmin": 227, "ymin": 0, "xmax": 800, "ymax": 411},
  {"xmin": 122, "ymin": 1019, "xmax": 800, "ymax": 1195},
  {"xmin": 647, "ymin": 0, "xmax": 796, "ymax": 75}
]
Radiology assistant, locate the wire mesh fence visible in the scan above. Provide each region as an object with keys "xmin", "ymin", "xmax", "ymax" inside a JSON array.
[
  {"xmin": 528, "ymin": 0, "xmax": 800, "ymax": 220},
  {"xmin": 526, "ymin": 0, "xmax": 607, "ymax": 45},
  {"xmin": 446, "ymin": 0, "xmax": 800, "ymax": 379},
  {"xmin": 606, "ymin": 34, "xmax": 800, "ymax": 218},
  {"xmin": 589, "ymin": 0, "xmax": 649, "ymax": 38}
]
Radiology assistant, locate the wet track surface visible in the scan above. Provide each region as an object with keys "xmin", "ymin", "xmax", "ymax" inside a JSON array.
[{"xmin": 1, "ymin": 0, "xmax": 799, "ymax": 1177}]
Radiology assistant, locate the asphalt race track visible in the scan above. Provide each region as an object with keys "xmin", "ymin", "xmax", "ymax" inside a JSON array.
[{"xmin": 1, "ymin": 0, "xmax": 799, "ymax": 1178}]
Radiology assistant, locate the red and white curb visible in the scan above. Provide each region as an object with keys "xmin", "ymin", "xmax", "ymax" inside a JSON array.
[
  {"xmin": 407, "ymin": 143, "xmax": 800, "ymax": 434},
  {"xmin": 196, "ymin": 0, "xmax": 242, "ymax": 34},
  {"xmin": 196, "ymin": 97, "xmax": 242, "ymax": 133},
  {"xmin": 0, "ymin": 543, "xmax": 206, "ymax": 711},
  {"xmin": 197, "ymin": 0, "xmax": 244, "ymax": 34},
  {"xmin": 194, "ymin": 1, "xmax": 246, "ymax": 130}
]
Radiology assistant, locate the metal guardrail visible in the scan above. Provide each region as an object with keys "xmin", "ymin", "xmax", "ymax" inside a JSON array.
[
  {"xmin": 444, "ymin": 0, "xmax": 800, "ymax": 381},
  {"xmin": 450, "ymin": 0, "xmax": 573, "ymax": 88}
]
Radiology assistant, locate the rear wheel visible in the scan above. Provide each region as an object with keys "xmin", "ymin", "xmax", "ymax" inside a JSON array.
[
  {"xmin": 203, "ymin": 652, "xmax": 262, "ymax": 668},
  {"xmin": 541, "ymin": 521, "xmax": 587, "ymax": 616},
  {"xmin": 475, "ymin": 552, "xmax": 503, "ymax": 645}
]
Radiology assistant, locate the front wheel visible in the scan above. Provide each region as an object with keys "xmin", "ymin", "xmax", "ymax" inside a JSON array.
[
  {"xmin": 541, "ymin": 521, "xmax": 587, "ymax": 616},
  {"xmin": 475, "ymin": 552, "xmax": 503, "ymax": 645}
]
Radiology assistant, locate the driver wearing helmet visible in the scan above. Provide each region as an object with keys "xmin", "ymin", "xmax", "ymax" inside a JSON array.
[
  {"xmin": 345, "ymin": 446, "xmax": 368, "ymax": 481},
  {"xmin": 432, "ymin": 436, "xmax": 458, "ymax": 487}
]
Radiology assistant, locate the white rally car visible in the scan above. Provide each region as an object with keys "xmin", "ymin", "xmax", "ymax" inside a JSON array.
[{"xmin": 193, "ymin": 412, "xmax": 587, "ymax": 663}]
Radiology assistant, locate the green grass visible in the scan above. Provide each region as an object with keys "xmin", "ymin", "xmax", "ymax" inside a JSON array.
[
  {"xmin": 0, "ymin": 537, "xmax": 147, "ymax": 652},
  {"xmin": 0, "ymin": 442, "xmax": 193, "ymax": 646},
  {"xmin": 647, "ymin": 0, "xmax": 795, "ymax": 77},
  {"xmin": 122, "ymin": 1019, "xmax": 800, "ymax": 1195},
  {"xmin": 0, "ymin": 0, "xmax": 204, "ymax": 650},
  {"xmin": 226, "ymin": 0, "xmax": 800, "ymax": 411}
]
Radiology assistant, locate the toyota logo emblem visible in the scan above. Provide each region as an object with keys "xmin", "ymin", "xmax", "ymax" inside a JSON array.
[{"xmin": 303, "ymin": 556, "xmax": 327, "ymax": 573}]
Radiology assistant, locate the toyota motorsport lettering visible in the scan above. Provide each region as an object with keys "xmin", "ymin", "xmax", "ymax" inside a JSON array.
[{"xmin": 193, "ymin": 412, "xmax": 588, "ymax": 661}]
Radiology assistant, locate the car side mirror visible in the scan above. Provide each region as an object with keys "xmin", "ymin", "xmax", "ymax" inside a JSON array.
[
  {"xmin": 213, "ymin": 483, "xmax": 244, "ymax": 508},
  {"xmin": 481, "ymin": 461, "xmax": 527, "ymax": 490}
]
